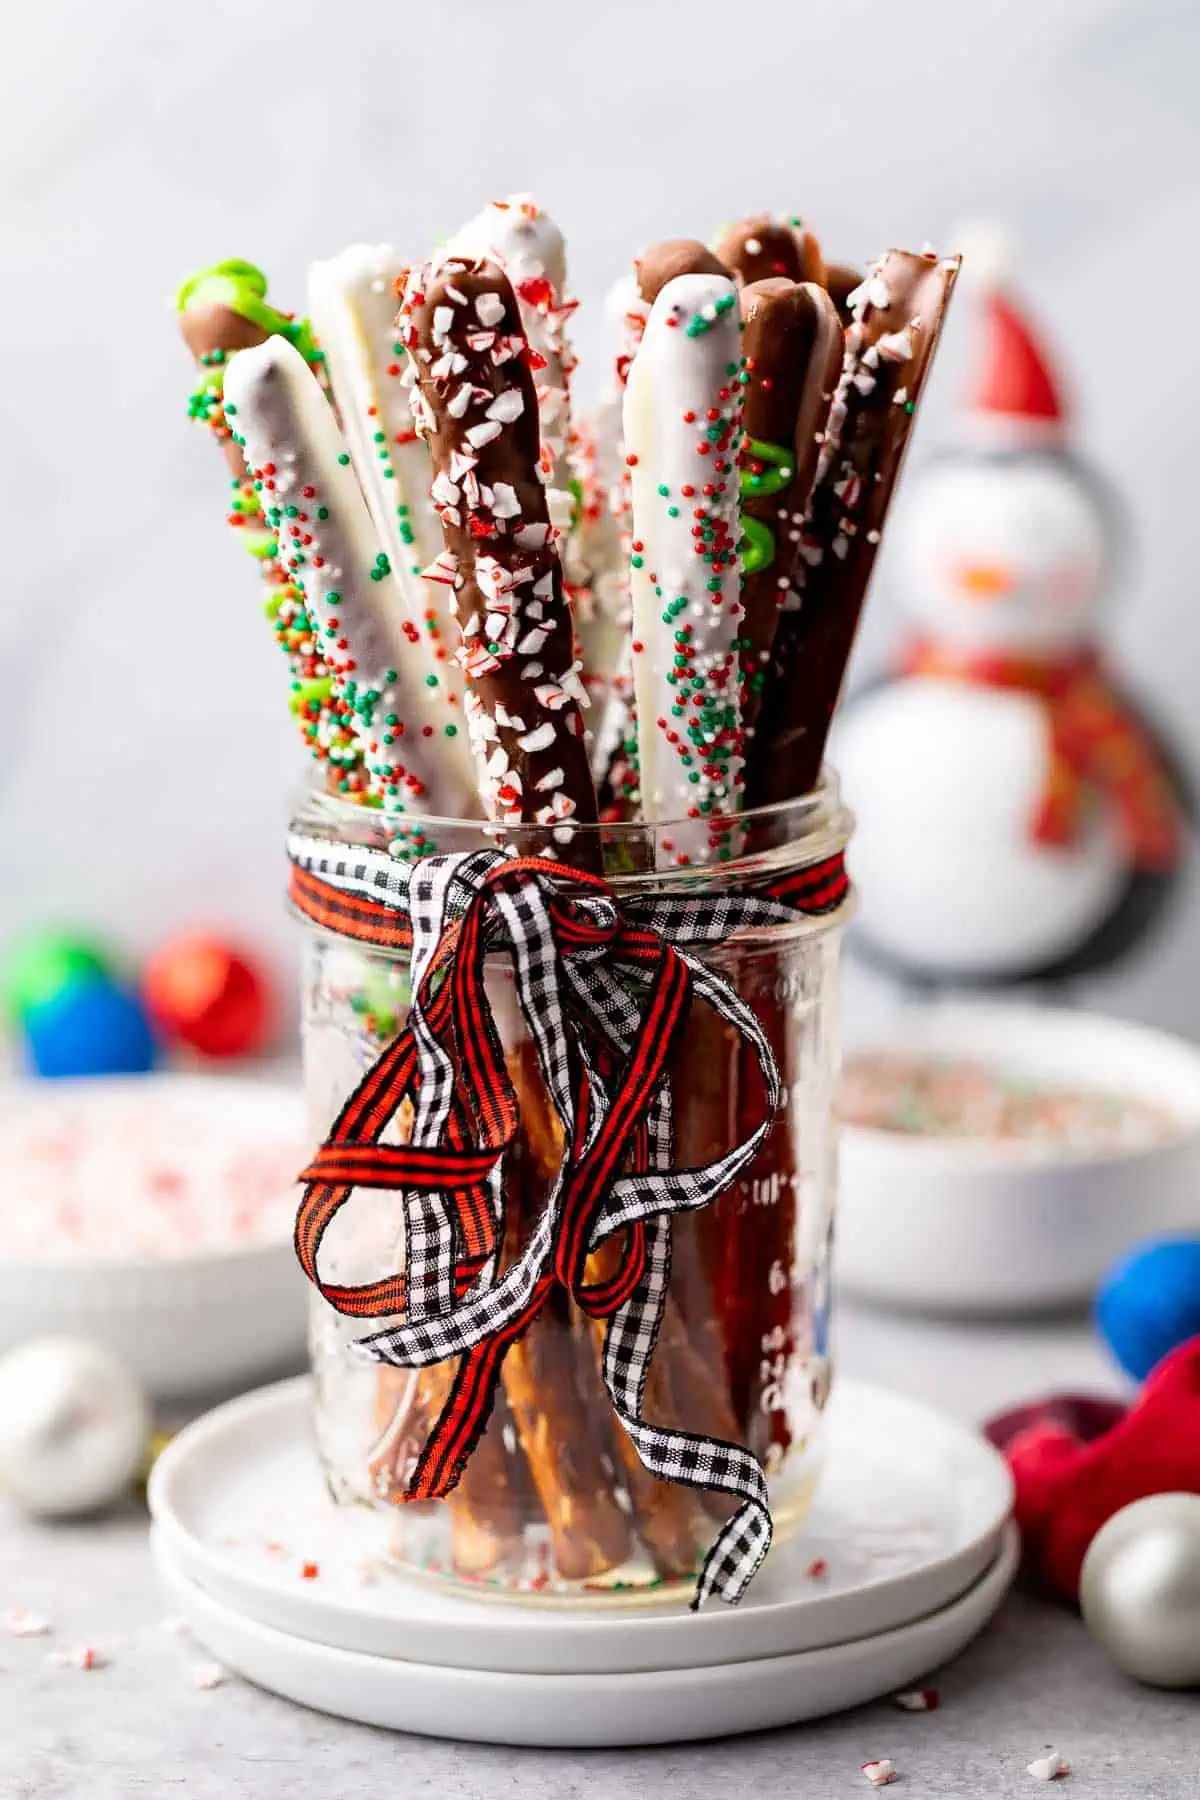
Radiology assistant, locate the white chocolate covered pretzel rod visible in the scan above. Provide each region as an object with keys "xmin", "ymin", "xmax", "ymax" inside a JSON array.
[
  {"xmin": 624, "ymin": 271, "xmax": 746, "ymax": 865},
  {"xmin": 308, "ymin": 243, "xmax": 474, "ymax": 796},
  {"xmin": 224, "ymin": 336, "xmax": 476, "ymax": 823}
]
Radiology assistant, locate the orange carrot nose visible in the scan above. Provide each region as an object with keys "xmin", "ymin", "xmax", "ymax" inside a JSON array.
[{"xmin": 956, "ymin": 562, "xmax": 1014, "ymax": 601}]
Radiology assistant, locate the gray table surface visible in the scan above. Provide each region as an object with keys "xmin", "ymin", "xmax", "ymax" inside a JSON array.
[{"xmin": 2, "ymin": 1303, "xmax": 1195, "ymax": 1800}]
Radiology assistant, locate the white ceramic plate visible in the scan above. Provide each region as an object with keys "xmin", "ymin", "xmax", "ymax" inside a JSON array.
[
  {"xmin": 0, "ymin": 1075, "xmax": 309, "ymax": 1397},
  {"xmin": 148, "ymin": 1374, "xmax": 1012, "ymax": 1675},
  {"xmin": 154, "ymin": 1521, "xmax": 1017, "ymax": 1745},
  {"xmin": 839, "ymin": 1001, "xmax": 1200, "ymax": 1314}
]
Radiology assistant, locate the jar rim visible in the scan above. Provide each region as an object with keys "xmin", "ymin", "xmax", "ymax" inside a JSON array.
[{"xmin": 290, "ymin": 770, "xmax": 854, "ymax": 951}]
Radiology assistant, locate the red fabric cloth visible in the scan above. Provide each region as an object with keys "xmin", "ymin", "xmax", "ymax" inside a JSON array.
[
  {"xmin": 988, "ymin": 1339, "xmax": 1200, "ymax": 1601},
  {"xmin": 903, "ymin": 642, "xmax": 1180, "ymax": 871}
]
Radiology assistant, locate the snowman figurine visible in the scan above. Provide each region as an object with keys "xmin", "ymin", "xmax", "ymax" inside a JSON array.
[{"xmin": 834, "ymin": 285, "xmax": 1185, "ymax": 986}]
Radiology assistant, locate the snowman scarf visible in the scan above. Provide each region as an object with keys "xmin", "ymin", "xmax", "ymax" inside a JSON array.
[{"xmin": 904, "ymin": 642, "xmax": 1181, "ymax": 870}]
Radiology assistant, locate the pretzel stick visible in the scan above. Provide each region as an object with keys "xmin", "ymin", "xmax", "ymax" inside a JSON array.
[
  {"xmin": 505, "ymin": 1042, "xmax": 635, "ymax": 1580},
  {"xmin": 400, "ymin": 256, "xmax": 597, "ymax": 856},
  {"xmin": 402, "ymin": 255, "xmax": 644, "ymax": 1577},
  {"xmin": 177, "ymin": 261, "xmax": 365, "ymax": 794},
  {"xmin": 625, "ymin": 269, "xmax": 746, "ymax": 866},
  {"xmin": 748, "ymin": 249, "xmax": 960, "ymax": 804},
  {"xmin": 509, "ymin": 1041, "xmax": 698, "ymax": 1575},
  {"xmin": 224, "ymin": 337, "xmax": 476, "ymax": 825},
  {"xmin": 307, "ymin": 243, "xmax": 476, "ymax": 800},
  {"xmin": 689, "ymin": 280, "xmax": 844, "ymax": 1451}
]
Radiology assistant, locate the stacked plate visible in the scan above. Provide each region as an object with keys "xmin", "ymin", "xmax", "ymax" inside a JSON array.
[{"xmin": 149, "ymin": 1377, "xmax": 1016, "ymax": 1746}]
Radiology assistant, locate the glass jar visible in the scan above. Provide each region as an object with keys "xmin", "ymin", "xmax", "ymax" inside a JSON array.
[{"xmin": 294, "ymin": 778, "xmax": 853, "ymax": 1603}]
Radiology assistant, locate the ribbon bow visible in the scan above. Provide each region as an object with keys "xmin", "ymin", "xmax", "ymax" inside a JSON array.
[{"xmin": 288, "ymin": 832, "xmax": 848, "ymax": 1607}]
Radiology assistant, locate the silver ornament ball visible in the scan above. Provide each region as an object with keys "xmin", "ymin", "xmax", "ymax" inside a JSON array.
[
  {"xmin": 1080, "ymin": 1492, "xmax": 1200, "ymax": 1689},
  {"xmin": 0, "ymin": 1336, "xmax": 150, "ymax": 1519}
]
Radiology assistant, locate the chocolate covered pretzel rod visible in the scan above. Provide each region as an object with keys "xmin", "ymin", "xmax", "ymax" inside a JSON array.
[
  {"xmin": 445, "ymin": 199, "xmax": 575, "ymax": 508},
  {"xmin": 177, "ymin": 261, "xmax": 365, "ymax": 793},
  {"xmin": 724, "ymin": 274, "xmax": 842, "ymax": 1442},
  {"xmin": 737, "ymin": 278, "xmax": 844, "ymax": 748},
  {"xmin": 400, "ymin": 257, "xmax": 597, "ymax": 859},
  {"xmin": 308, "ymin": 244, "xmax": 476, "ymax": 798},
  {"xmin": 715, "ymin": 215, "xmax": 826, "ymax": 289},
  {"xmin": 624, "ymin": 271, "xmax": 746, "ymax": 866},
  {"xmin": 445, "ymin": 196, "xmax": 625, "ymax": 717},
  {"xmin": 224, "ymin": 336, "xmax": 476, "ymax": 822},
  {"xmin": 748, "ymin": 249, "xmax": 960, "ymax": 804}
]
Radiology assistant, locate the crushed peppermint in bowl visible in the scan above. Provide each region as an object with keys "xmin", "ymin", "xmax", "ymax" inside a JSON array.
[
  {"xmin": 837, "ymin": 1003, "xmax": 1200, "ymax": 1315},
  {"xmin": 0, "ymin": 1075, "xmax": 310, "ymax": 1397},
  {"xmin": 840, "ymin": 1052, "xmax": 1180, "ymax": 1156}
]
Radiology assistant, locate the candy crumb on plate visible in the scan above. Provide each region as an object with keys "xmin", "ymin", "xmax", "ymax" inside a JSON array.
[
  {"xmin": 47, "ymin": 1645, "xmax": 106, "ymax": 1670},
  {"xmin": 4, "ymin": 1607, "xmax": 51, "ymax": 1637},
  {"xmin": 191, "ymin": 1661, "xmax": 229, "ymax": 1690},
  {"xmin": 893, "ymin": 1688, "xmax": 939, "ymax": 1711},
  {"xmin": 862, "ymin": 1759, "xmax": 900, "ymax": 1787},
  {"xmin": 1027, "ymin": 1752, "xmax": 1070, "ymax": 1781}
]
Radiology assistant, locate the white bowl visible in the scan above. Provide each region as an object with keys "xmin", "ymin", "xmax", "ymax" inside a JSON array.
[
  {"xmin": 0, "ymin": 1074, "xmax": 309, "ymax": 1398},
  {"xmin": 837, "ymin": 1002, "xmax": 1200, "ymax": 1315}
]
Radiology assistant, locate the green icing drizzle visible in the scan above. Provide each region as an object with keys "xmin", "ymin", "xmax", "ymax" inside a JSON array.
[
  {"xmin": 739, "ymin": 436, "xmax": 795, "ymax": 574},
  {"xmin": 176, "ymin": 258, "xmax": 320, "ymax": 363}
]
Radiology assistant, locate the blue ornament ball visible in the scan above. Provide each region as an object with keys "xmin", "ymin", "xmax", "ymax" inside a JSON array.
[
  {"xmin": 1096, "ymin": 1237, "xmax": 1200, "ymax": 1382},
  {"xmin": 22, "ymin": 977, "xmax": 159, "ymax": 1079}
]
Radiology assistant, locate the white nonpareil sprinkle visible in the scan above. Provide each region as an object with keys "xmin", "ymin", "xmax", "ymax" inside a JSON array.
[
  {"xmin": 1027, "ymin": 1752, "xmax": 1070, "ymax": 1782},
  {"xmin": 191, "ymin": 1661, "xmax": 229, "ymax": 1691},
  {"xmin": 861, "ymin": 1759, "xmax": 899, "ymax": 1787},
  {"xmin": 5, "ymin": 1608, "xmax": 50, "ymax": 1637}
]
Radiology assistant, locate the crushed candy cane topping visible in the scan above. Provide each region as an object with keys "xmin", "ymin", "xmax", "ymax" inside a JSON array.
[{"xmin": 1027, "ymin": 1753, "xmax": 1070, "ymax": 1783}]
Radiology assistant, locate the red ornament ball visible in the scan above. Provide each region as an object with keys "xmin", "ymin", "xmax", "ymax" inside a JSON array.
[{"xmin": 143, "ymin": 934, "xmax": 271, "ymax": 1060}]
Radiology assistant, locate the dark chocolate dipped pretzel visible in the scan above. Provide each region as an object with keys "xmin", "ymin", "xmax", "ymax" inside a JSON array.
[
  {"xmin": 401, "ymin": 257, "xmax": 598, "ymax": 865},
  {"xmin": 738, "ymin": 278, "xmax": 845, "ymax": 746},
  {"xmin": 716, "ymin": 216, "xmax": 826, "ymax": 290},
  {"xmin": 748, "ymin": 249, "xmax": 960, "ymax": 805}
]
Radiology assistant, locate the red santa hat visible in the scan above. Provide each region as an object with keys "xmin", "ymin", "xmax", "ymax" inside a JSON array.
[{"xmin": 968, "ymin": 288, "xmax": 1069, "ymax": 445}]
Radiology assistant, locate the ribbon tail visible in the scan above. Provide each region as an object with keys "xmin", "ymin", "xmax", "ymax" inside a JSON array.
[{"xmin": 597, "ymin": 1214, "xmax": 772, "ymax": 1607}]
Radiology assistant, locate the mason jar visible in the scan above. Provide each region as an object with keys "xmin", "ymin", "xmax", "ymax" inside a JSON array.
[{"xmin": 294, "ymin": 778, "xmax": 853, "ymax": 1603}]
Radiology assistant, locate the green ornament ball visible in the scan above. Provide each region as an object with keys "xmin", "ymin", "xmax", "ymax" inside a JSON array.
[{"xmin": 0, "ymin": 933, "xmax": 116, "ymax": 1021}]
